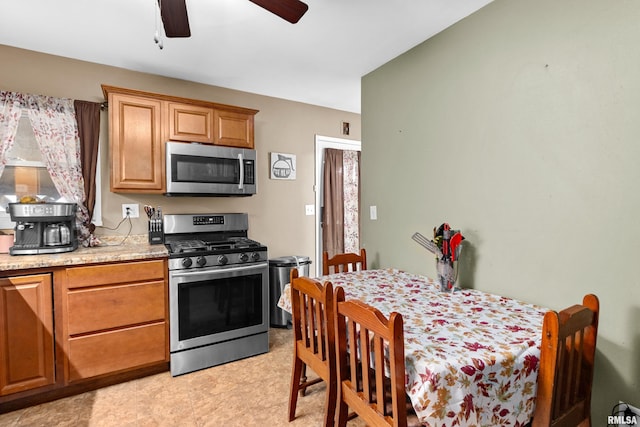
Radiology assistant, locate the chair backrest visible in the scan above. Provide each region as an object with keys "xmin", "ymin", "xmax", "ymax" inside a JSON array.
[
  {"xmin": 290, "ymin": 268, "xmax": 336, "ymax": 385},
  {"xmin": 334, "ymin": 286, "xmax": 407, "ymax": 427},
  {"xmin": 532, "ymin": 294, "xmax": 599, "ymax": 427},
  {"xmin": 322, "ymin": 248, "xmax": 367, "ymax": 275}
]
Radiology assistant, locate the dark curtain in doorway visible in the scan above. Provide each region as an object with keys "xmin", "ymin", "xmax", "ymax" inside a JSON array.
[
  {"xmin": 322, "ymin": 148, "xmax": 360, "ymax": 259},
  {"xmin": 323, "ymin": 148, "xmax": 344, "ymax": 259}
]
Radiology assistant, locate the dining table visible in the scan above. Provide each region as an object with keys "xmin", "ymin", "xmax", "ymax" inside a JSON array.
[{"xmin": 278, "ymin": 268, "xmax": 548, "ymax": 427}]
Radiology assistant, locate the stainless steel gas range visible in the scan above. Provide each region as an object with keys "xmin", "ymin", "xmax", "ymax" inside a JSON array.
[{"xmin": 164, "ymin": 213, "xmax": 269, "ymax": 376}]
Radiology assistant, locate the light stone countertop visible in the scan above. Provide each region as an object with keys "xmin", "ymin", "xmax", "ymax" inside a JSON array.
[{"xmin": 0, "ymin": 235, "xmax": 168, "ymax": 272}]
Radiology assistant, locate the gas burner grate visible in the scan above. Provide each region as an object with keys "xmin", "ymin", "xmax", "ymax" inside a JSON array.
[
  {"xmin": 226, "ymin": 237, "xmax": 261, "ymax": 248},
  {"xmin": 169, "ymin": 240, "xmax": 207, "ymax": 253}
]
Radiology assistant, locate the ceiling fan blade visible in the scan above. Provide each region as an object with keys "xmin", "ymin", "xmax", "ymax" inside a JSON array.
[
  {"xmin": 249, "ymin": 0, "xmax": 309, "ymax": 24},
  {"xmin": 158, "ymin": 0, "xmax": 191, "ymax": 38}
]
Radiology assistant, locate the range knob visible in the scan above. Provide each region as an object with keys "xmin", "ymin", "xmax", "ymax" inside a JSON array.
[
  {"xmin": 239, "ymin": 253, "xmax": 249, "ymax": 262},
  {"xmin": 251, "ymin": 252, "xmax": 261, "ymax": 262},
  {"xmin": 217, "ymin": 255, "xmax": 228, "ymax": 265},
  {"xmin": 196, "ymin": 256, "xmax": 207, "ymax": 267},
  {"xmin": 181, "ymin": 257, "xmax": 193, "ymax": 268}
]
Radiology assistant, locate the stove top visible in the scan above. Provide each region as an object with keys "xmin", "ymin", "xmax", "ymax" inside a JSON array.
[
  {"xmin": 167, "ymin": 237, "xmax": 265, "ymax": 255},
  {"xmin": 163, "ymin": 213, "xmax": 267, "ymax": 270}
]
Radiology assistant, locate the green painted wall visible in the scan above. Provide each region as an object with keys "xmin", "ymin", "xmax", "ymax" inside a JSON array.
[{"xmin": 362, "ymin": 0, "xmax": 640, "ymax": 422}]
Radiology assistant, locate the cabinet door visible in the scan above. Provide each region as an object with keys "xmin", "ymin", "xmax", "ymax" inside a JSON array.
[
  {"xmin": 109, "ymin": 93, "xmax": 164, "ymax": 193},
  {"xmin": 0, "ymin": 274, "xmax": 54, "ymax": 396},
  {"xmin": 214, "ymin": 110, "xmax": 254, "ymax": 148},
  {"xmin": 167, "ymin": 102, "xmax": 214, "ymax": 143}
]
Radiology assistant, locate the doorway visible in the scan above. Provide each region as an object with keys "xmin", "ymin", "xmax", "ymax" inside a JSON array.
[{"xmin": 314, "ymin": 135, "xmax": 361, "ymax": 276}]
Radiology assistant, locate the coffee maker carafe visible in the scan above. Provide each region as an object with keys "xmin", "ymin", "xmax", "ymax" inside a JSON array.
[
  {"xmin": 43, "ymin": 223, "xmax": 72, "ymax": 246},
  {"xmin": 8, "ymin": 202, "xmax": 78, "ymax": 255}
]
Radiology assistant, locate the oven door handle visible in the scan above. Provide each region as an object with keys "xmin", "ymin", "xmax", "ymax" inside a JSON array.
[{"xmin": 171, "ymin": 263, "xmax": 265, "ymax": 280}]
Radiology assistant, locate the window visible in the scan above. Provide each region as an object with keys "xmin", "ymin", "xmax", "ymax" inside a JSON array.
[{"xmin": 0, "ymin": 112, "xmax": 102, "ymax": 229}]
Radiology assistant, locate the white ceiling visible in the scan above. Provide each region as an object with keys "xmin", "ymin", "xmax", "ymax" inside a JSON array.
[{"xmin": 0, "ymin": 0, "xmax": 492, "ymax": 113}]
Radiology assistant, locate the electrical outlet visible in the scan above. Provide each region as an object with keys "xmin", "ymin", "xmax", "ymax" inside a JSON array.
[
  {"xmin": 122, "ymin": 203, "xmax": 139, "ymax": 219},
  {"xmin": 305, "ymin": 204, "xmax": 315, "ymax": 216}
]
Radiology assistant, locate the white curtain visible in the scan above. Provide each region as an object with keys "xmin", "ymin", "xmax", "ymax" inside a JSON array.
[
  {"xmin": 0, "ymin": 90, "xmax": 91, "ymax": 242},
  {"xmin": 0, "ymin": 91, "xmax": 24, "ymax": 177},
  {"xmin": 343, "ymin": 150, "xmax": 360, "ymax": 253},
  {"xmin": 26, "ymin": 94, "xmax": 91, "ymax": 240}
]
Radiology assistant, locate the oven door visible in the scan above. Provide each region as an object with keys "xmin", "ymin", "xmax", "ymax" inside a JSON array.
[{"xmin": 169, "ymin": 262, "xmax": 268, "ymax": 353}]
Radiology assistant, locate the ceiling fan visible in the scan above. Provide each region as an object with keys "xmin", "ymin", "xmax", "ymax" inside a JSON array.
[{"xmin": 158, "ymin": 0, "xmax": 309, "ymax": 38}]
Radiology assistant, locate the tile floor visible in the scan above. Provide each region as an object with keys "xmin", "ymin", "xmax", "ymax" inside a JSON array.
[{"xmin": 0, "ymin": 328, "xmax": 365, "ymax": 427}]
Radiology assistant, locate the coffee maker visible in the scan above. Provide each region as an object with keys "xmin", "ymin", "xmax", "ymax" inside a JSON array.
[{"xmin": 7, "ymin": 202, "xmax": 78, "ymax": 255}]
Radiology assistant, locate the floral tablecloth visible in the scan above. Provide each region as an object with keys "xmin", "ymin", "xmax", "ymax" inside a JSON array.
[{"xmin": 278, "ymin": 268, "xmax": 548, "ymax": 427}]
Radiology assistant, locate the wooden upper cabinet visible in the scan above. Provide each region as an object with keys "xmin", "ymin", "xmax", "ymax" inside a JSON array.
[
  {"xmin": 215, "ymin": 110, "xmax": 255, "ymax": 149},
  {"xmin": 167, "ymin": 102, "xmax": 214, "ymax": 143},
  {"xmin": 107, "ymin": 92, "xmax": 164, "ymax": 193},
  {"xmin": 0, "ymin": 274, "xmax": 55, "ymax": 396},
  {"xmin": 103, "ymin": 85, "xmax": 258, "ymax": 193}
]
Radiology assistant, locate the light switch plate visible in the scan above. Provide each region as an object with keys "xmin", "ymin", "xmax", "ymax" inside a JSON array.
[{"xmin": 370, "ymin": 206, "xmax": 377, "ymax": 220}]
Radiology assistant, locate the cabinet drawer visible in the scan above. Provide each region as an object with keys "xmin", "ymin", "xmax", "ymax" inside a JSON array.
[
  {"xmin": 67, "ymin": 280, "xmax": 166, "ymax": 335},
  {"xmin": 67, "ymin": 322, "xmax": 167, "ymax": 382},
  {"xmin": 66, "ymin": 259, "xmax": 165, "ymax": 289}
]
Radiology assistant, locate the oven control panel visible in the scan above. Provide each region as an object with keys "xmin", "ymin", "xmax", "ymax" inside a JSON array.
[
  {"xmin": 193, "ymin": 215, "xmax": 225, "ymax": 226},
  {"xmin": 168, "ymin": 250, "xmax": 268, "ymax": 271}
]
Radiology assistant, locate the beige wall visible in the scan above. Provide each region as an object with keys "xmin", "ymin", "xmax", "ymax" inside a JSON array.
[
  {"xmin": 362, "ymin": 0, "xmax": 639, "ymax": 421},
  {"xmin": 0, "ymin": 44, "xmax": 361, "ymax": 265}
]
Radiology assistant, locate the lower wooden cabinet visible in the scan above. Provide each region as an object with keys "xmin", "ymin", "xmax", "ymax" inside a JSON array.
[
  {"xmin": 0, "ymin": 274, "xmax": 55, "ymax": 396},
  {"xmin": 0, "ymin": 258, "xmax": 169, "ymax": 410},
  {"xmin": 60, "ymin": 259, "xmax": 169, "ymax": 384}
]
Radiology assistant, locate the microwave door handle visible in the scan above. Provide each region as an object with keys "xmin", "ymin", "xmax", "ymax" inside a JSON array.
[{"xmin": 238, "ymin": 153, "xmax": 244, "ymax": 190}]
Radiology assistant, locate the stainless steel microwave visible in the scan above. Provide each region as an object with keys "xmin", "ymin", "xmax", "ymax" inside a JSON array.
[{"xmin": 165, "ymin": 141, "xmax": 256, "ymax": 196}]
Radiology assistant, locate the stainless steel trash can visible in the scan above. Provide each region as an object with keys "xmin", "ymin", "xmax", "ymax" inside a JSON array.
[{"xmin": 269, "ymin": 256, "xmax": 311, "ymax": 327}]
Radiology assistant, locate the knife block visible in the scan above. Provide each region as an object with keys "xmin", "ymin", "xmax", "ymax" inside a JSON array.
[{"xmin": 148, "ymin": 220, "xmax": 164, "ymax": 245}]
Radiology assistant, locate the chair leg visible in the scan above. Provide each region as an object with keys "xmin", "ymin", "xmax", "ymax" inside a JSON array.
[
  {"xmin": 289, "ymin": 355, "xmax": 304, "ymax": 421},
  {"xmin": 300, "ymin": 363, "xmax": 308, "ymax": 396},
  {"xmin": 336, "ymin": 394, "xmax": 349, "ymax": 427},
  {"xmin": 323, "ymin": 378, "xmax": 337, "ymax": 427}
]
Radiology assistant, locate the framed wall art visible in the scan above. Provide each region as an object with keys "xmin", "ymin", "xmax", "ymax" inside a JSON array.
[{"xmin": 270, "ymin": 152, "xmax": 296, "ymax": 180}]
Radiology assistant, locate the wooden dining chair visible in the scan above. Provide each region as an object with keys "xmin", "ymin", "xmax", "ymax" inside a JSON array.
[
  {"xmin": 288, "ymin": 268, "xmax": 337, "ymax": 427},
  {"xmin": 322, "ymin": 248, "xmax": 367, "ymax": 275},
  {"xmin": 532, "ymin": 294, "xmax": 600, "ymax": 427},
  {"xmin": 333, "ymin": 286, "xmax": 420, "ymax": 427}
]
